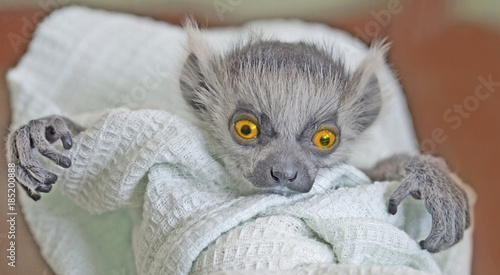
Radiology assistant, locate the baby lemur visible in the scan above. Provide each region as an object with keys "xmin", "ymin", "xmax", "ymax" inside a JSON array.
[{"xmin": 6, "ymin": 23, "xmax": 470, "ymax": 254}]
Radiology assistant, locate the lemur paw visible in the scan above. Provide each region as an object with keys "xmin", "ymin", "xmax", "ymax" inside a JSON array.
[
  {"xmin": 6, "ymin": 116, "xmax": 74, "ymax": 201},
  {"xmin": 387, "ymin": 155, "xmax": 471, "ymax": 253}
]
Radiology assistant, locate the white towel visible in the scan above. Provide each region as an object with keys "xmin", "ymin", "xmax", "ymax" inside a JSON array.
[{"xmin": 7, "ymin": 6, "xmax": 475, "ymax": 275}]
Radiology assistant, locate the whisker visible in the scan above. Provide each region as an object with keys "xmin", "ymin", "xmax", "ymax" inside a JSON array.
[
  {"xmin": 316, "ymin": 182, "xmax": 334, "ymax": 207},
  {"xmin": 224, "ymin": 187, "xmax": 235, "ymax": 203},
  {"xmin": 315, "ymin": 173, "xmax": 335, "ymax": 184}
]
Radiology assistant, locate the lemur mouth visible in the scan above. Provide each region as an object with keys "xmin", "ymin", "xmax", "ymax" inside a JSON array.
[
  {"xmin": 261, "ymin": 186, "xmax": 303, "ymax": 197},
  {"xmin": 245, "ymin": 170, "xmax": 314, "ymax": 195},
  {"xmin": 250, "ymin": 179, "xmax": 314, "ymax": 196}
]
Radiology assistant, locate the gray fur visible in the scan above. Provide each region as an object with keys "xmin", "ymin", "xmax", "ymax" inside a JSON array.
[
  {"xmin": 6, "ymin": 115, "xmax": 84, "ymax": 200},
  {"xmin": 178, "ymin": 22, "xmax": 470, "ymax": 253},
  {"xmin": 5, "ymin": 23, "xmax": 470, "ymax": 254},
  {"xmin": 180, "ymin": 24, "xmax": 384, "ymax": 195},
  {"xmin": 363, "ymin": 154, "xmax": 470, "ymax": 253}
]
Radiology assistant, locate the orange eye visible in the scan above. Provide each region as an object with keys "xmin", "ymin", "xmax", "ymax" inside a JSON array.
[
  {"xmin": 312, "ymin": 129, "xmax": 336, "ymax": 149},
  {"xmin": 235, "ymin": 119, "xmax": 259, "ymax": 139}
]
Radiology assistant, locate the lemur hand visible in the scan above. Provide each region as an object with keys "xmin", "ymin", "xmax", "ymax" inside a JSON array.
[
  {"xmin": 364, "ymin": 154, "xmax": 471, "ymax": 253},
  {"xmin": 6, "ymin": 116, "xmax": 79, "ymax": 201}
]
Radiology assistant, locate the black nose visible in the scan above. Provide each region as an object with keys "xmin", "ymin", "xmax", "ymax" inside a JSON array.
[{"xmin": 270, "ymin": 168, "xmax": 298, "ymax": 183}]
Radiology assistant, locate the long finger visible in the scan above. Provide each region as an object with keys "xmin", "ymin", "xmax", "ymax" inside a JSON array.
[
  {"xmin": 28, "ymin": 120, "xmax": 72, "ymax": 168},
  {"xmin": 14, "ymin": 126, "xmax": 57, "ymax": 183},
  {"xmin": 17, "ymin": 165, "xmax": 53, "ymax": 193},
  {"xmin": 20, "ymin": 184, "xmax": 41, "ymax": 201},
  {"xmin": 388, "ymin": 180, "xmax": 415, "ymax": 214},
  {"xmin": 13, "ymin": 138, "xmax": 52, "ymax": 196},
  {"xmin": 15, "ymin": 161, "xmax": 44, "ymax": 199},
  {"xmin": 421, "ymin": 198, "xmax": 457, "ymax": 253},
  {"xmin": 46, "ymin": 117, "xmax": 72, "ymax": 149},
  {"xmin": 14, "ymin": 122, "xmax": 59, "ymax": 184}
]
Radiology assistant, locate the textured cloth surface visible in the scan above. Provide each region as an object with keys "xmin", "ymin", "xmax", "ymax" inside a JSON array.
[{"xmin": 7, "ymin": 6, "xmax": 475, "ymax": 275}]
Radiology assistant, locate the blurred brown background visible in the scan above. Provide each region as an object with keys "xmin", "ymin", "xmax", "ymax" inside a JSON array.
[{"xmin": 0, "ymin": 0, "xmax": 499, "ymax": 274}]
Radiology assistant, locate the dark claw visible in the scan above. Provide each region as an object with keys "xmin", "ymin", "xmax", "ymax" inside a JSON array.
[
  {"xmin": 388, "ymin": 199, "xmax": 398, "ymax": 215},
  {"xmin": 62, "ymin": 135, "xmax": 72, "ymax": 150},
  {"xmin": 30, "ymin": 193, "xmax": 41, "ymax": 201},
  {"xmin": 21, "ymin": 185, "xmax": 41, "ymax": 201},
  {"xmin": 45, "ymin": 172, "xmax": 58, "ymax": 184},
  {"xmin": 35, "ymin": 184, "xmax": 52, "ymax": 193},
  {"xmin": 419, "ymin": 240, "xmax": 425, "ymax": 249},
  {"xmin": 60, "ymin": 157, "xmax": 72, "ymax": 168},
  {"xmin": 9, "ymin": 115, "xmax": 79, "ymax": 202}
]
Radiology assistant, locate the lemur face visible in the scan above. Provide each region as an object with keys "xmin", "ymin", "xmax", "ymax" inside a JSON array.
[{"xmin": 180, "ymin": 28, "xmax": 383, "ymax": 195}]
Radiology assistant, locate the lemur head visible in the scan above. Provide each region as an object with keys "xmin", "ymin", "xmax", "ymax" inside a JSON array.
[{"xmin": 180, "ymin": 23, "xmax": 387, "ymax": 195}]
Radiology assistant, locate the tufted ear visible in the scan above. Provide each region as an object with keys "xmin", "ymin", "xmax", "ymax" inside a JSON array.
[
  {"xmin": 179, "ymin": 18, "xmax": 213, "ymax": 112},
  {"xmin": 180, "ymin": 53, "xmax": 208, "ymax": 111},
  {"xmin": 342, "ymin": 41, "xmax": 389, "ymax": 133}
]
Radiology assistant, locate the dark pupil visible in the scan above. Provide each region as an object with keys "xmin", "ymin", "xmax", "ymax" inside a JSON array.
[
  {"xmin": 241, "ymin": 124, "xmax": 252, "ymax": 136},
  {"xmin": 319, "ymin": 135, "xmax": 330, "ymax": 146}
]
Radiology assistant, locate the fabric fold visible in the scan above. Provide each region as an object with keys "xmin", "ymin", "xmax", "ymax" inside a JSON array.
[{"xmin": 7, "ymin": 6, "xmax": 475, "ymax": 275}]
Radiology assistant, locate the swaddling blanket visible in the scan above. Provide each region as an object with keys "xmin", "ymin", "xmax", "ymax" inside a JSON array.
[{"xmin": 7, "ymin": 6, "xmax": 475, "ymax": 275}]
